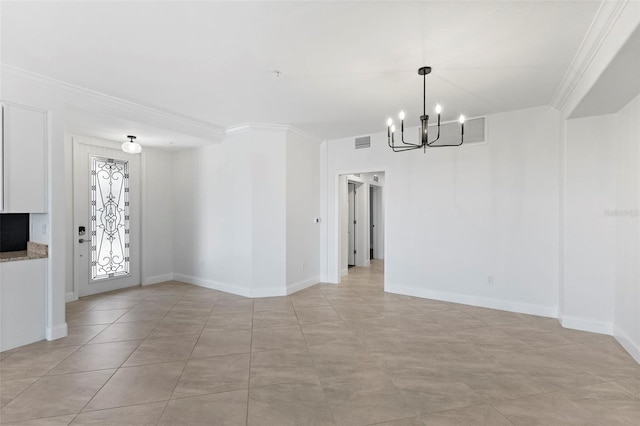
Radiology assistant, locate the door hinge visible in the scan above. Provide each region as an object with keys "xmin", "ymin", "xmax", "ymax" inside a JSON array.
[
  {"xmin": 353, "ymin": 220, "xmax": 356, "ymax": 224},
  {"xmin": 354, "ymin": 250, "xmax": 357, "ymax": 254}
]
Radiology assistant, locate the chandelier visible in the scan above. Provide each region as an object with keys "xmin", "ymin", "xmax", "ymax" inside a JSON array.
[
  {"xmin": 387, "ymin": 66, "xmax": 465, "ymax": 153},
  {"xmin": 122, "ymin": 135, "xmax": 142, "ymax": 154}
]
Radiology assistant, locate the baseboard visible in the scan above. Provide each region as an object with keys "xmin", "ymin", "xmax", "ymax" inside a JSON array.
[
  {"xmin": 385, "ymin": 284, "xmax": 558, "ymax": 318},
  {"xmin": 65, "ymin": 292, "xmax": 78, "ymax": 303},
  {"xmin": 142, "ymin": 274, "xmax": 174, "ymax": 286},
  {"xmin": 46, "ymin": 322, "xmax": 68, "ymax": 341},
  {"xmin": 560, "ymin": 315, "xmax": 613, "ymax": 335},
  {"xmin": 173, "ymin": 273, "xmax": 252, "ymax": 298},
  {"xmin": 252, "ymin": 286, "xmax": 287, "ymax": 298},
  {"xmin": 340, "ymin": 268, "xmax": 348, "ymax": 277},
  {"xmin": 287, "ymin": 275, "xmax": 321, "ymax": 295},
  {"xmin": 614, "ymin": 325, "xmax": 640, "ymax": 364}
]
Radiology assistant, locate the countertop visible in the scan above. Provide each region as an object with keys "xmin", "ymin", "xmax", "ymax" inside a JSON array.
[{"xmin": 0, "ymin": 241, "xmax": 48, "ymax": 263}]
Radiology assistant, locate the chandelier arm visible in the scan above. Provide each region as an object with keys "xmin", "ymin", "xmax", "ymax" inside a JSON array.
[
  {"xmin": 400, "ymin": 132, "xmax": 421, "ymax": 146},
  {"xmin": 391, "ymin": 145, "xmax": 421, "ymax": 152},
  {"xmin": 388, "ymin": 134, "xmax": 421, "ymax": 151}
]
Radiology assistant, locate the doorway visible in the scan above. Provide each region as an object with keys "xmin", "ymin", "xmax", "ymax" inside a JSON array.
[
  {"xmin": 72, "ymin": 137, "xmax": 141, "ymax": 297},
  {"xmin": 338, "ymin": 172, "xmax": 385, "ymax": 277}
]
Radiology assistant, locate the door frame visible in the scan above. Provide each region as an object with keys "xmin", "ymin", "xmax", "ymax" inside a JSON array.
[
  {"xmin": 347, "ymin": 182, "xmax": 355, "ymax": 266},
  {"xmin": 335, "ymin": 170, "xmax": 387, "ymax": 281},
  {"xmin": 71, "ymin": 136, "xmax": 142, "ymax": 297}
]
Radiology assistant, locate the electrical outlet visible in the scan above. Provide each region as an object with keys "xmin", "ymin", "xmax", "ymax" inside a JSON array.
[
  {"xmin": 487, "ymin": 275, "xmax": 495, "ymax": 285},
  {"xmin": 41, "ymin": 223, "xmax": 47, "ymax": 235}
]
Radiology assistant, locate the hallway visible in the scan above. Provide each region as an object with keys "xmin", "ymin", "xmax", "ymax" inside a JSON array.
[{"xmin": 1, "ymin": 261, "xmax": 638, "ymax": 425}]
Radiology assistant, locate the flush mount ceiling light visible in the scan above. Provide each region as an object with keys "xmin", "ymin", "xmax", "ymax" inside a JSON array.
[
  {"xmin": 387, "ymin": 66, "xmax": 465, "ymax": 153},
  {"xmin": 122, "ymin": 135, "xmax": 142, "ymax": 154}
]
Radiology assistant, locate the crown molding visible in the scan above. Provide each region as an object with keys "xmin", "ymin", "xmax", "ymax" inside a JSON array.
[
  {"xmin": 224, "ymin": 122, "xmax": 322, "ymax": 143},
  {"xmin": 551, "ymin": 0, "xmax": 639, "ymax": 116},
  {"xmin": 1, "ymin": 65, "xmax": 224, "ymax": 142}
]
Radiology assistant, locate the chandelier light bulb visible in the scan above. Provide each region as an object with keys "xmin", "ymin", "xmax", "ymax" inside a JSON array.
[
  {"xmin": 390, "ymin": 125, "xmax": 396, "ymax": 133},
  {"xmin": 398, "ymin": 110, "xmax": 405, "ymax": 120},
  {"xmin": 435, "ymin": 104, "xmax": 442, "ymax": 114},
  {"xmin": 459, "ymin": 115, "xmax": 465, "ymax": 124},
  {"xmin": 386, "ymin": 118, "xmax": 393, "ymax": 127}
]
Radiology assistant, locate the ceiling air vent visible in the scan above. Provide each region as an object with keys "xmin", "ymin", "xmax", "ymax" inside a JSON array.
[
  {"xmin": 426, "ymin": 117, "xmax": 486, "ymax": 147},
  {"xmin": 355, "ymin": 136, "xmax": 371, "ymax": 149}
]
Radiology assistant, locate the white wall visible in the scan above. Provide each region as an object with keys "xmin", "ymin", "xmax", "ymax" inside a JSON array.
[
  {"xmin": 563, "ymin": 115, "xmax": 617, "ymax": 332},
  {"xmin": 251, "ymin": 130, "xmax": 286, "ymax": 296},
  {"xmin": 562, "ymin": 95, "xmax": 640, "ymax": 361},
  {"xmin": 286, "ymin": 131, "xmax": 321, "ymax": 293},
  {"xmin": 172, "ymin": 126, "xmax": 320, "ymax": 297},
  {"xmin": 142, "ymin": 148, "xmax": 175, "ymax": 285},
  {"xmin": 172, "ymin": 133, "xmax": 254, "ymax": 296},
  {"xmin": 323, "ymin": 106, "xmax": 561, "ymax": 317},
  {"xmin": 613, "ymin": 95, "xmax": 640, "ymax": 361}
]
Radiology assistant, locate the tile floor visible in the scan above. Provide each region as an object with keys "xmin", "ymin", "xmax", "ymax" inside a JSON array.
[{"xmin": 1, "ymin": 260, "xmax": 639, "ymax": 425}]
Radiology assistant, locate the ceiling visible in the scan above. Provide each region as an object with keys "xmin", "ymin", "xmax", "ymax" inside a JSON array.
[{"xmin": 1, "ymin": 1, "xmax": 602, "ymax": 145}]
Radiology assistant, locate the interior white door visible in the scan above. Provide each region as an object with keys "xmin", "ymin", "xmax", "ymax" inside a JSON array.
[
  {"xmin": 73, "ymin": 139, "xmax": 141, "ymax": 297},
  {"xmin": 348, "ymin": 182, "xmax": 356, "ymax": 266}
]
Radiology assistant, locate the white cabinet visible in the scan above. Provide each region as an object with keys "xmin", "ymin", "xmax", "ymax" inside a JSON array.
[
  {"xmin": 1, "ymin": 103, "xmax": 48, "ymax": 213},
  {"xmin": 0, "ymin": 258, "xmax": 47, "ymax": 351}
]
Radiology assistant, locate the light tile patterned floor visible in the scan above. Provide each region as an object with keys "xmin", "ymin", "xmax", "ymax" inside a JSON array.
[{"xmin": 1, "ymin": 260, "xmax": 638, "ymax": 425}]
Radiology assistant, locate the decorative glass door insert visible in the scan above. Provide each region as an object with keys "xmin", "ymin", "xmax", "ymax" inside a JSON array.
[{"xmin": 90, "ymin": 157, "xmax": 130, "ymax": 280}]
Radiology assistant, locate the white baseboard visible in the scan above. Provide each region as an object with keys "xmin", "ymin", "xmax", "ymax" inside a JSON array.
[
  {"xmin": 385, "ymin": 284, "xmax": 558, "ymax": 318},
  {"xmin": 340, "ymin": 268, "xmax": 348, "ymax": 277},
  {"xmin": 65, "ymin": 292, "xmax": 78, "ymax": 303},
  {"xmin": 173, "ymin": 273, "xmax": 251, "ymax": 298},
  {"xmin": 614, "ymin": 325, "xmax": 640, "ymax": 364},
  {"xmin": 142, "ymin": 274, "xmax": 174, "ymax": 286},
  {"xmin": 560, "ymin": 315, "xmax": 613, "ymax": 335},
  {"xmin": 287, "ymin": 275, "xmax": 321, "ymax": 295},
  {"xmin": 172, "ymin": 273, "xmax": 295, "ymax": 298},
  {"xmin": 46, "ymin": 322, "xmax": 68, "ymax": 341},
  {"xmin": 252, "ymin": 286, "xmax": 287, "ymax": 298}
]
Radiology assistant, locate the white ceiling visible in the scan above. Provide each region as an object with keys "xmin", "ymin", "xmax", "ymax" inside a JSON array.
[{"xmin": 1, "ymin": 1, "xmax": 602, "ymax": 144}]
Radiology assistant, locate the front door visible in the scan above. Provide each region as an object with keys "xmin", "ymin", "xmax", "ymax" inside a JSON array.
[{"xmin": 73, "ymin": 137, "xmax": 141, "ymax": 297}]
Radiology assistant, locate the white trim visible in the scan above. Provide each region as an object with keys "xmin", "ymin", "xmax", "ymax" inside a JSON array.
[
  {"xmin": 46, "ymin": 322, "xmax": 68, "ymax": 341},
  {"xmin": 552, "ymin": 0, "xmax": 639, "ymax": 115},
  {"xmin": 560, "ymin": 315, "xmax": 613, "ymax": 335},
  {"xmin": 340, "ymin": 268, "xmax": 349, "ymax": 277},
  {"xmin": 142, "ymin": 274, "xmax": 174, "ymax": 286},
  {"xmin": 173, "ymin": 273, "xmax": 251, "ymax": 298},
  {"xmin": 614, "ymin": 325, "xmax": 640, "ymax": 364},
  {"xmin": 224, "ymin": 122, "xmax": 322, "ymax": 143},
  {"xmin": 385, "ymin": 284, "xmax": 558, "ymax": 319},
  {"xmin": 65, "ymin": 291, "xmax": 78, "ymax": 303},
  {"xmin": 2, "ymin": 65, "xmax": 223, "ymax": 142},
  {"xmin": 251, "ymin": 287, "xmax": 287, "ymax": 298},
  {"xmin": 172, "ymin": 273, "xmax": 294, "ymax": 298},
  {"xmin": 287, "ymin": 275, "xmax": 321, "ymax": 295}
]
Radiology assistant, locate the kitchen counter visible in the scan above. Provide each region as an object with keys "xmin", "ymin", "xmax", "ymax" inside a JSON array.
[{"xmin": 0, "ymin": 241, "xmax": 48, "ymax": 263}]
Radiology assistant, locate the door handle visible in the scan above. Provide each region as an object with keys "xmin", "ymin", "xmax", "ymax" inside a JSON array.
[{"xmin": 78, "ymin": 238, "xmax": 89, "ymax": 244}]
